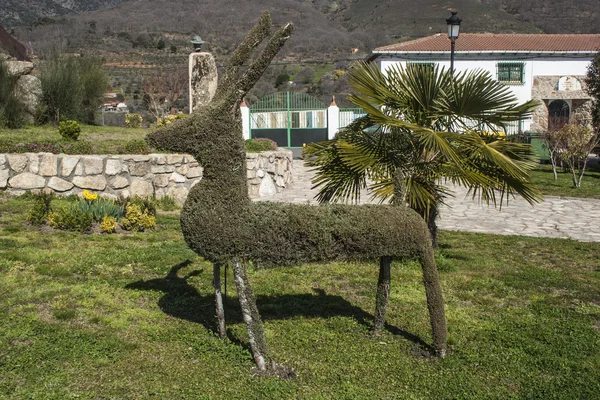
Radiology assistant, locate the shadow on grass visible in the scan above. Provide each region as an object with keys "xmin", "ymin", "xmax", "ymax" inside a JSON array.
[{"xmin": 125, "ymin": 261, "xmax": 431, "ymax": 351}]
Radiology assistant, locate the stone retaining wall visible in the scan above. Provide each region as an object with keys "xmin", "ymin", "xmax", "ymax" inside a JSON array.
[{"xmin": 0, "ymin": 150, "xmax": 293, "ymax": 205}]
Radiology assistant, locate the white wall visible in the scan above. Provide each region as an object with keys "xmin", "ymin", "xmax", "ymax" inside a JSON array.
[{"xmin": 378, "ymin": 55, "xmax": 594, "ymax": 133}]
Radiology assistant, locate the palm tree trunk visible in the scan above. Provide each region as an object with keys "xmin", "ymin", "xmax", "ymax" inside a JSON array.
[
  {"xmin": 419, "ymin": 243, "xmax": 448, "ymax": 357},
  {"xmin": 213, "ymin": 263, "xmax": 226, "ymax": 338},
  {"xmin": 231, "ymin": 259, "xmax": 269, "ymax": 372},
  {"xmin": 374, "ymin": 256, "xmax": 392, "ymax": 334}
]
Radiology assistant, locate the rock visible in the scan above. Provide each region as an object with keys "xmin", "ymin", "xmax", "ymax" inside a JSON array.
[
  {"xmin": 27, "ymin": 153, "xmax": 39, "ymax": 174},
  {"xmin": 13, "ymin": 75, "xmax": 42, "ymax": 124},
  {"xmin": 9, "ymin": 172, "xmax": 45, "ymax": 189},
  {"xmin": 151, "ymin": 164, "xmax": 175, "ymax": 174},
  {"xmin": 39, "ymin": 153, "xmax": 58, "ymax": 176},
  {"xmin": 176, "ymin": 164, "xmax": 189, "ymax": 175},
  {"xmin": 72, "ymin": 175, "xmax": 106, "ymax": 190},
  {"xmin": 61, "ymin": 156, "xmax": 79, "ymax": 177},
  {"xmin": 122, "ymin": 155, "xmax": 150, "ymax": 162},
  {"xmin": 256, "ymin": 169, "xmax": 265, "ymax": 178},
  {"xmin": 6, "ymin": 61, "xmax": 34, "ymax": 76},
  {"xmin": 153, "ymin": 155, "xmax": 166, "ymax": 165},
  {"xmin": 153, "ymin": 174, "xmax": 170, "ymax": 188},
  {"xmin": 130, "ymin": 162, "xmax": 151, "ymax": 176},
  {"xmin": 7, "ymin": 154, "xmax": 28, "ymax": 173},
  {"xmin": 82, "ymin": 156, "xmax": 104, "ymax": 175},
  {"xmin": 169, "ymin": 172, "xmax": 186, "ymax": 183},
  {"xmin": 119, "ymin": 190, "xmax": 130, "ymax": 200},
  {"xmin": 47, "ymin": 177, "xmax": 73, "ymax": 192},
  {"xmin": 105, "ymin": 159, "xmax": 122, "ymax": 175},
  {"xmin": 0, "ymin": 154, "xmax": 5, "ymax": 167},
  {"xmin": 130, "ymin": 179, "xmax": 154, "ymax": 198},
  {"xmin": 190, "ymin": 179, "xmax": 201, "ymax": 188},
  {"xmin": 0, "ymin": 170, "xmax": 8, "ymax": 189},
  {"xmin": 109, "ymin": 176, "xmax": 129, "ymax": 189},
  {"xmin": 166, "ymin": 154, "xmax": 184, "ymax": 165},
  {"xmin": 247, "ymin": 169, "xmax": 256, "ymax": 179},
  {"xmin": 167, "ymin": 186, "xmax": 189, "ymax": 206},
  {"xmin": 258, "ymin": 173, "xmax": 277, "ymax": 197},
  {"xmin": 189, "ymin": 52, "xmax": 218, "ymax": 112},
  {"xmin": 186, "ymin": 166, "xmax": 203, "ymax": 178}
]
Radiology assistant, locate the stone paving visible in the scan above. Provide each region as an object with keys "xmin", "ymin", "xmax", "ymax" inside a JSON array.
[{"xmin": 256, "ymin": 160, "xmax": 600, "ymax": 243}]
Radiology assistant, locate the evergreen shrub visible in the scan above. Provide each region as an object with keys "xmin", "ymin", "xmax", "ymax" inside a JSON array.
[
  {"xmin": 48, "ymin": 205, "xmax": 94, "ymax": 232},
  {"xmin": 58, "ymin": 120, "xmax": 81, "ymax": 140},
  {"xmin": 245, "ymin": 138, "xmax": 278, "ymax": 152},
  {"xmin": 27, "ymin": 192, "xmax": 54, "ymax": 225}
]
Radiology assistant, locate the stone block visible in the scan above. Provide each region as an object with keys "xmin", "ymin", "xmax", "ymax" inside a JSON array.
[
  {"xmin": 61, "ymin": 156, "xmax": 79, "ymax": 176},
  {"xmin": 153, "ymin": 174, "xmax": 170, "ymax": 188},
  {"xmin": 123, "ymin": 155, "xmax": 150, "ymax": 162},
  {"xmin": 130, "ymin": 162, "xmax": 151, "ymax": 176},
  {"xmin": 167, "ymin": 186, "xmax": 189, "ymax": 206},
  {"xmin": 0, "ymin": 170, "xmax": 8, "ymax": 189},
  {"xmin": 9, "ymin": 172, "xmax": 45, "ymax": 189},
  {"xmin": 39, "ymin": 153, "xmax": 58, "ymax": 176},
  {"xmin": 189, "ymin": 52, "xmax": 218, "ymax": 112},
  {"xmin": 169, "ymin": 172, "xmax": 186, "ymax": 183},
  {"xmin": 109, "ymin": 176, "xmax": 129, "ymax": 189},
  {"xmin": 130, "ymin": 179, "xmax": 154, "ymax": 198},
  {"xmin": 83, "ymin": 157, "xmax": 104, "ymax": 175},
  {"xmin": 154, "ymin": 155, "xmax": 167, "ymax": 165},
  {"xmin": 6, "ymin": 61, "xmax": 34, "ymax": 76},
  {"xmin": 7, "ymin": 154, "xmax": 28, "ymax": 173},
  {"xmin": 72, "ymin": 175, "xmax": 107, "ymax": 190},
  {"xmin": 256, "ymin": 169, "xmax": 265, "ymax": 178},
  {"xmin": 100, "ymin": 193, "xmax": 118, "ymax": 201},
  {"xmin": 105, "ymin": 159, "xmax": 123, "ymax": 175},
  {"xmin": 186, "ymin": 166, "xmax": 203, "ymax": 178},
  {"xmin": 166, "ymin": 154, "xmax": 184, "ymax": 165},
  {"xmin": 27, "ymin": 153, "xmax": 39, "ymax": 174},
  {"xmin": 258, "ymin": 174, "xmax": 277, "ymax": 197},
  {"xmin": 151, "ymin": 164, "xmax": 175, "ymax": 174},
  {"xmin": 0, "ymin": 154, "xmax": 5, "ymax": 167},
  {"xmin": 154, "ymin": 187, "xmax": 167, "ymax": 200},
  {"xmin": 247, "ymin": 169, "xmax": 256, "ymax": 179},
  {"xmin": 176, "ymin": 164, "xmax": 189, "ymax": 175},
  {"xmin": 119, "ymin": 190, "xmax": 130, "ymax": 200},
  {"xmin": 47, "ymin": 177, "xmax": 74, "ymax": 192}
]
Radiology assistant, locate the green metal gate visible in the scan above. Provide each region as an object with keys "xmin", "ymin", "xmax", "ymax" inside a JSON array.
[{"xmin": 250, "ymin": 92, "xmax": 328, "ymax": 148}]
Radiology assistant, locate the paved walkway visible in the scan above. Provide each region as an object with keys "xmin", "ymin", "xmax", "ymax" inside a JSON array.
[{"xmin": 256, "ymin": 160, "xmax": 600, "ymax": 242}]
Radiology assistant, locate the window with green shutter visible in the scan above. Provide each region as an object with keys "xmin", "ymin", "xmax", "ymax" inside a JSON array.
[{"xmin": 497, "ymin": 62, "xmax": 525, "ymax": 84}]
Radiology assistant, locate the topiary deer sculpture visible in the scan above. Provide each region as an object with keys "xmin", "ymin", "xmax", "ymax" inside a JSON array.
[{"xmin": 147, "ymin": 12, "xmax": 448, "ymax": 373}]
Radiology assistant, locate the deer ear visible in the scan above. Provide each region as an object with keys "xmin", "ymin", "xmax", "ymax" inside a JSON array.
[{"xmin": 215, "ymin": 12, "xmax": 273, "ymax": 99}]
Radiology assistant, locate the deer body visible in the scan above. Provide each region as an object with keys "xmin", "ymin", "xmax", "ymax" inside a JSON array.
[{"xmin": 147, "ymin": 13, "xmax": 448, "ymax": 372}]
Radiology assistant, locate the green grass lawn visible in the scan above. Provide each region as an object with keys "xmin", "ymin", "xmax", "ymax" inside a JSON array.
[
  {"xmin": 0, "ymin": 124, "xmax": 151, "ymax": 154},
  {"xmin": 530, "ymin": 163, "xmax": 600, "ymax": 199},
  {"xmin": 1, "ymin": 194, "xmax": 599, "ymax": 399}
]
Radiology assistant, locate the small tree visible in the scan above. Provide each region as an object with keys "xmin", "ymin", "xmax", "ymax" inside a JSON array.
[
  {"xmin": 554, "ymin": 122, "xmax": 600, "ymax": 188},
  {"xmin": 543, "ymin": 129, "xmax": 565, "ymax": 180},
  {"xmin": 141, "ymin": 68, "xmax": 186, "ymax": 122},
  {"xmin": 585, "ymin": 51, "xmax": 600, "ymax": 127}
]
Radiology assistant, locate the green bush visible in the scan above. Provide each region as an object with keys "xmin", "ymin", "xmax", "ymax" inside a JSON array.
[
  {"xmin": 27, "ymin": 192, "xmax": 54, "ymax": 225},
  {"xmin": 245, "ymin": 138, "xmax": 278, "ymax": 152},
  {"xmin": 40, "ymin": 55, "xmax": 108, "ymax": 124},
  {"xmin": 75, "ymin": 196, "xmax": 125, "ymax": 222},
  {"xmin": 59, "ymin": 120, "xmax": 81, "ymax": 140},
  {"xmin": 48, "ymin": 205, "xmax": 94, "ymax": 232},
  {"xmin": 118, "ymin": 139, "xmax": 151, "ymax": 154},
  {"xmin": 125, "ymin": 113, "xmax": 143, "ymax": 128},
  {"xmin": 121, "ymin": 203, "xmax": 156, "ymax": 232}
]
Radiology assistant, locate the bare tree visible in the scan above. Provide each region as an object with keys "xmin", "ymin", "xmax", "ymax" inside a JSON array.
[
  {"xmin": 551, "ymin": 122, "xmax": 600, "ymax": 187},
  {"xmin": 141, "ymin": 68, "xmax": 186, "ymax": 122}
]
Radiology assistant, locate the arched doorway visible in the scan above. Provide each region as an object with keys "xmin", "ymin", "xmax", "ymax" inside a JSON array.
[{"xmin": 548, "ymin": 100, "xmax": 570, "ymax": 131}]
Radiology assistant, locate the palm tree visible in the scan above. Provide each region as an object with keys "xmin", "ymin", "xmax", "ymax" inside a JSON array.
[{"xmin": 305, "ymin": 62, "xmax": 543, "ymax": 246}]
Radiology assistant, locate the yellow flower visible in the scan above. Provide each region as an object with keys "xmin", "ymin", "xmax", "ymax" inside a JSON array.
[{"xmin": 83, "ymin": 190, "xmax": 98, "ymax": 200}]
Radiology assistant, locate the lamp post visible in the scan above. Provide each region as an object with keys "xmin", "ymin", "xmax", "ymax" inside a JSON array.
[
  {"xmin": 446, "ymin": 11, "xmax": 462, "ymax": 74},
  {"xmin": 190, "ymin": 35, "xmax": 206, "ymax": 52}
]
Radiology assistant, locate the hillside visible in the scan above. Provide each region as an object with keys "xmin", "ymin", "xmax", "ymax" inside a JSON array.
[{"xmin": 3, "ymin": 0, "xmax": 598, "ymax": 111}]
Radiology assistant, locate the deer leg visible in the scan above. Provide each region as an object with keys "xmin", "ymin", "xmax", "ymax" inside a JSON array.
[
  {"xmin": 213, "ymin": 263, "xmax": 226, "ymax": 339},
  {"xmin": 232, "ymin": 259, "xmax": 269, "ymax": 371},
  {"xmin": 419, "ymin": 244, "xmax": 448, "ymax": 357},
  {"xmin": 374, "ymin": 256, "xmax": 392, "ymax": 334}
]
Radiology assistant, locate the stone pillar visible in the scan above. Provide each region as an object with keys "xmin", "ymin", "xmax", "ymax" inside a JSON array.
[
  {"xmin": 327, "ymin": 96, "xmax": 340, "ymax": 140},
  {"xmin": 188, "ymin": 52, "xmax": 218, "ymax": 113},
  {"xmin": 241, "ymin": 98, "xmax": 251, "ymax": 140}
]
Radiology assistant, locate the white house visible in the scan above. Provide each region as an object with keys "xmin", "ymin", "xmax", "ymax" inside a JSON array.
[{"xmin": 371, "ymin": 33, "xmax": 600, "ymax": 133}]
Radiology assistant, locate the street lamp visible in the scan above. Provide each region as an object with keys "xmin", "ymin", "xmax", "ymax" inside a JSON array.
[
  {"xmin": 190, "ymin": 35, "xmax": 206, "ymax": 52},
  {"xmin": 446, "ymin": 11, "xmax": 462, "ymax": 73}
]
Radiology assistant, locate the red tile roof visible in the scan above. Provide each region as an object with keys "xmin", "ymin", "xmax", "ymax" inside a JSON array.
[{"xmin": 374, "ymin": 33, "xmax": 600, "ymax": 53}]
